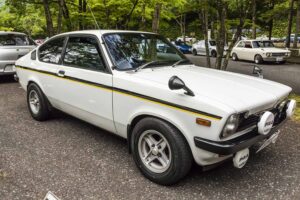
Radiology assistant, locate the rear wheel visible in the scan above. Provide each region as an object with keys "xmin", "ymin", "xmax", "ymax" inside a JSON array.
[
  {"xmin": 211, "ymin": 50, "xmax": 217, "ymax": 57},
  {"xmin": 27, "ymin": 83, "xmax": 50, "ymax": 121},
  {"xmin": 192, "ymin": 49, "xmax": 197, "ymax": 56},
  {"xmin": 131, "ymin": 117, "xmax": 193, "ymax": 185},
  {"xmin": 254, "ymin": 54, "xmax": 263, "ymax": 64},
  {"xmin": 232, "ymin": 53, "xmax": 238, "ymax": 61}
]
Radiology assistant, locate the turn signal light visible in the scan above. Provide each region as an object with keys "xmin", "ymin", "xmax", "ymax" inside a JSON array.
[{"xmin": 196, "ymin": 118, "xmax": 211, "ymax": 127}]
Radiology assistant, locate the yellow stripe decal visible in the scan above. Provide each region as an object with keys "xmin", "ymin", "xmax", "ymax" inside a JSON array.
[{"xmin": 16, "ymin": 66, "xmax": 222, "ymax": 120}]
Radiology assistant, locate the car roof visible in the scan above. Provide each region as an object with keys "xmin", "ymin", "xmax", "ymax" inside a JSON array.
[
  {"xmin": 54, "ymin": 30, "xmax": 156, "ymax": 37},
  {"xmin": 240, "ymin": 39, "xmax": 272, "ymax": 42},
  {"xmin": 0, "ymin": 31, "xmax": 27, "ymax": 35}
]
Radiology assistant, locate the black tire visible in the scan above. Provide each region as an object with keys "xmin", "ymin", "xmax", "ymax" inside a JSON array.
[
  {"xmin": 27, "ymin": 83, "xmax": 50, "ymax": 121},
  {"xmin": 211, "ymin": 50, "xmax": 217, "ymax": 57},
  {"xmin": 254, "ymin": 54, "xmax": 263, "ymax": 64},
  {"xmin": 192, "ymin": 49, "xmax": 197, "ymax": 56},
  {"xmin": 232, "ymin": 53, "xmax": 238, "ymax": 61},
  {"xmin": 131, "ymin": 117, "xmax": 193, "ymax": 185}
]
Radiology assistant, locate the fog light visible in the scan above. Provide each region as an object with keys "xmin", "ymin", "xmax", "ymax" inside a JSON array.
[
  {"xmin": 257, "ymin": 111, "xmax": 274, "ymax": 135},
  {"xmin": 286, "ymin": 99, "xmax": 297, "ymax": 118}
]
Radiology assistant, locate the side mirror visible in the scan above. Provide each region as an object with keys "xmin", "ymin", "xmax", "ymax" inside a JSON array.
[
  {"xmin": 253, "ymin": 65, "xmax": 263, "ymax": 79},
  {"xmin": 168, "ymin": 76, "xmax": 195, "ymax": 96}
]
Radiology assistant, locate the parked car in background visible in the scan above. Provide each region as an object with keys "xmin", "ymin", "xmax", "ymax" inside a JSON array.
[
  {"xmin": 231, "ymin": 40, "xmax": 291, "ymax": 64},
  {"xmin": 192, "ymin": 39, "xmax": 228, "ymax": 57},
  {"xmin": 176, "ymin": 36, "xmax": 196, "ymax": 43},
  {"xmin": 286, "ymin": 34, "xmax": 300, "ymax": 43},
  {"xmin": 34, "ymin": 39, "xmax": 45, "ymax": 46},
  {"xmin": 15, "ymin": 30, "xmax": 296, "ymax": 185},
  {"xmin": 256, "ymin": 35, "xmax": 282, "ymax": 43},
  {"xmin": 173, "ymin": 40, "xmax": 192, "ymax": 54},
  {"xmin": 0, "ymin": 31, "xmax": 36, "ymax": 76}
]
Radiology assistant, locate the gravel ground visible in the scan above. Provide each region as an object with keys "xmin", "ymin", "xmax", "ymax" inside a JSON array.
[{"xmin": 0, "ymin": 78, "xmax": 300, "ymax": 200}]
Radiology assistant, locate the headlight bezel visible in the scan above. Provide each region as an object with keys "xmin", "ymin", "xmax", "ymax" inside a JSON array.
[
  {"xmin": 266, "ymin": 52, "xmax": 271, "ymax": 57},
  {"xmin": 220, "ymin": 114, "xmax": 240, "ymax": 139}
]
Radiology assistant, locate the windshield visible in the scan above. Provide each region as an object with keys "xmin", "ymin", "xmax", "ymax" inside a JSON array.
[
  {"xmin": 252, "ymin": 41, "xmax": 274, "ymax": 48},
  {"xmin": 209, "ymin": 41, "xmax": 216, "ymax": 46},
  {"xmin": 0, "ymin": 34, "xmax": 35, "ymax": 46},
  {"xmin": 103, "ymin": 33, "xmax": 186, "ymax": 70}
]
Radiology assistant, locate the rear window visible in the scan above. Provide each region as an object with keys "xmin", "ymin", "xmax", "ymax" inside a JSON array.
[{"xmin": 0, "ymin": 34, "xmax": 35, "ymax": 46}]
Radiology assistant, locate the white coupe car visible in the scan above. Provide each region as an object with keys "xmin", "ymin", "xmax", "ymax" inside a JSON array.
[
  {"xmin": 231, "ymin": 40, "xmax": 291, "ymax": 64},
  {"xmin": 15, "ymin": 30, "xmax": 296, "ymax": 185},
  {"xmin": 192, "ymin": 40, "xmax": 228, "ymax": 57}
]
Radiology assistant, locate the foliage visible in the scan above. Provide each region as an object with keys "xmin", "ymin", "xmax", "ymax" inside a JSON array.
[{"xmin": 290, "ymin": 94, "xmax": 300, "ymax": 122}]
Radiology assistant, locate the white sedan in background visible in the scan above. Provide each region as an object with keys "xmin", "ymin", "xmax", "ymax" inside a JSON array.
[
  {"xmin": 231, "ymin": 40, "xmax": 291, "ymax": 64},
  {"xmin": 192, "ymin": 40, "xmax": 228, "ymax": 57}
]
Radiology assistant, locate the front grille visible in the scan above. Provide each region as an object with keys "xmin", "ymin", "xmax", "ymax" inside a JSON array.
[
  {"xmin": 272, "ymin": 53, "xmax": 286, "ymax": 57},
  {"xmin": 237, "ymin": 114, "xmax": 259, "ymax": 132},
  {"xmin": 236, "ymin": 107, "xmax": 287, "ymax": 132}
]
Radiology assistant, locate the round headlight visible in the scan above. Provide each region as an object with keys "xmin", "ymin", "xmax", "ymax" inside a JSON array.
[
  {"xmin": 266, "ymin": 53, "xmax": 271, "ymax": 57},
  {"xmin": 221, "ymin": 114, "xmax": 239, "ymax": 138}
]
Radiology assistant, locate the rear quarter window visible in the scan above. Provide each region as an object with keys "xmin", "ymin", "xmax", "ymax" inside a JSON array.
[{"xmin": 39, "ymin": 37, "xmax": 65, "ymax": 64}]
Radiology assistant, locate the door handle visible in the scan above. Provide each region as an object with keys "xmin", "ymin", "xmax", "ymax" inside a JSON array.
[{"xmin": 57, "ymin": 70, "xmax": 65, "ymax": 77}]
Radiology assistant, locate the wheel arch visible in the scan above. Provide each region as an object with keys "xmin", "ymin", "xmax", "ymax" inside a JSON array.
[{"xmin": 127, "ymin": 113, "xmax": 192, "ymax": 155}]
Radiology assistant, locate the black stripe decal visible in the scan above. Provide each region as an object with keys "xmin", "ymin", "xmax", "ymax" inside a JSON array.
[{"xmin": 16, "ymin": 65, "xmax": 222, "ymax": 120}]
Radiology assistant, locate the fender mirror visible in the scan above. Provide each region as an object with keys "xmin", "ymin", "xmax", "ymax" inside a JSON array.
[
  {"xmin": 168, "ymin": 76, "xmax": 195, "ymax": 96},
  {"xmin": 253, "ymin": 65, "xmax": 263, "ymax": 79}
]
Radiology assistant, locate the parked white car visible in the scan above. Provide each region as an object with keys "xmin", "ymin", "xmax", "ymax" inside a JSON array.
[
  {"xmin": 15, "ymin": 30, "xmax": 296, "ymax": 185},
  {"xmin": 192, "ymin": 40, "xmax": 228, "ymax": 57},
  {"xmin": 231, "ymin": 40, "xmax": 291, "ymax": 64},
  {"xmin": 176, "ymin": 36, "xmax": 196, "ymax": 43}
]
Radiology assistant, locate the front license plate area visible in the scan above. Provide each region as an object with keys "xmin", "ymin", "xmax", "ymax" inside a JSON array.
[
  {"xmin": 256, "ymin": 130, "xmax": 280, "ymax": 153},
  {"xmin": 276, "ymin": 57, "xmax": 283, "ymax": 62}
]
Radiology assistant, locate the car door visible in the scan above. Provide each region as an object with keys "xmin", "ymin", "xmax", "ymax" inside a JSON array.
[
  {"xmin": 53, "ymin": 35, "xmax": 115, "ymax": 133},
  {"xmin": 198, "ymin": 41, "xmax": 205, "ymax": 55},
  {"xmin": 234, "ymin": 41, "xmax": 245, "ymax": 59},
  {"xmin": 36, "ymin": 36, "xmax": 67, "ymax": 103}
]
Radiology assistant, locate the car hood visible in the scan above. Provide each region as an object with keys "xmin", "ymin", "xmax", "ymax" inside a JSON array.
[
  {"xmin": 259, "ymin": 47, "xmax": 290, "ymax": 52},
  {"xmin": 132, "ymin": 65, "xmax": 291, "ymax": 114}
]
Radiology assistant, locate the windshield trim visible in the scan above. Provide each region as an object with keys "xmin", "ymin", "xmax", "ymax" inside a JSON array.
[{"xmin": 101, "ymin": 32, "xmax": 187, "ymax": 72}]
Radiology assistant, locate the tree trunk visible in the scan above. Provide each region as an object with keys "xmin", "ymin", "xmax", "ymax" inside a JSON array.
[
  {"xmin": 199, "ymin": 3, "xmax": 211, "ymax": 68},
  {"xmin": 293, "ymin": 0, "xmax": 300, "ymax": 48},
  {"xmin": 268, "ymin": 0, "xmax": 274, "ymax": 40},
  {"xmin": 222, "ymin": 0, "xmax": 246, "ymax": 70},
  {"xmin": 152, "ymin": 3, "xmax": 161, "ymax": 33},
  {"xmin": 57, "ymin": 0, "xmax": 63, "ymax": 34},
  {"xmin": 62, "ymin": 0, "xmax": 72, "ymax": 31},
  {"xmin": 215, "ymin": 1, "xmax": 226, "ymax": 69},
  {"xmin": 141, "ymin": 2, "xmax": 146, "ymax": 30},
  {"xmin": 286, "ymin": 0, "xmax": 295, "ymax": 48},
  {"xmin": 252, "ymin": 0, "xmax": 256, "ymax": 39},
  {"xmin": 42, "ymin": 0, "xmax": 54, "ymax": 37},
  {"xmin": 78, "ymin": 0, "xmax": 83, "ymax": 30}
]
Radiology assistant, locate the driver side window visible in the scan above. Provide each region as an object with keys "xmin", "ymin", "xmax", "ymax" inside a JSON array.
[{"xmin": 237, "ymin": 41, "xmax": 245, "ymax": 48}]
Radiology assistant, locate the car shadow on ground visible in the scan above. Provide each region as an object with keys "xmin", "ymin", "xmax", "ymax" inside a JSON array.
[{"xmin": 0, "ymin": 75, "xmax": 16, "ymax": 84}]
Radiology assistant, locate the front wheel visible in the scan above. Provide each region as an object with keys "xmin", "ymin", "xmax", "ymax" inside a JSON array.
[
  {"xmin": 254, "ymin": 55, "xmax": 263, "ymax": 64},
  {"xmin": 131, "ymin": 117, "xmax": 193, "ymax": 185}
]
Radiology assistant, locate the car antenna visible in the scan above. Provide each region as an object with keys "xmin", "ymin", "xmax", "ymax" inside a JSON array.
[{"xmin": 86, "ymin": 0, "xmax": 100, "ymax": 29}]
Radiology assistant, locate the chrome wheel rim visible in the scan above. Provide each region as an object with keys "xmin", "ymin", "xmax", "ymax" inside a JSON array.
[
  {"xmin": 138, "ymin": 130, "xmax": 172, "ymax": 173},
  {"xmin": 29, "ymin": 90, "xmax": 40, "ymax": 114}
]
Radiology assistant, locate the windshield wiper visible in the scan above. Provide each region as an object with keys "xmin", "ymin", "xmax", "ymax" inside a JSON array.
[
  {"xmin": 171, "ymin": 59, "xmax": 191, "ymax": 68},
  {"xmin": 134, "ymin": 60, "xmax": 161, "ymax": 72}
]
